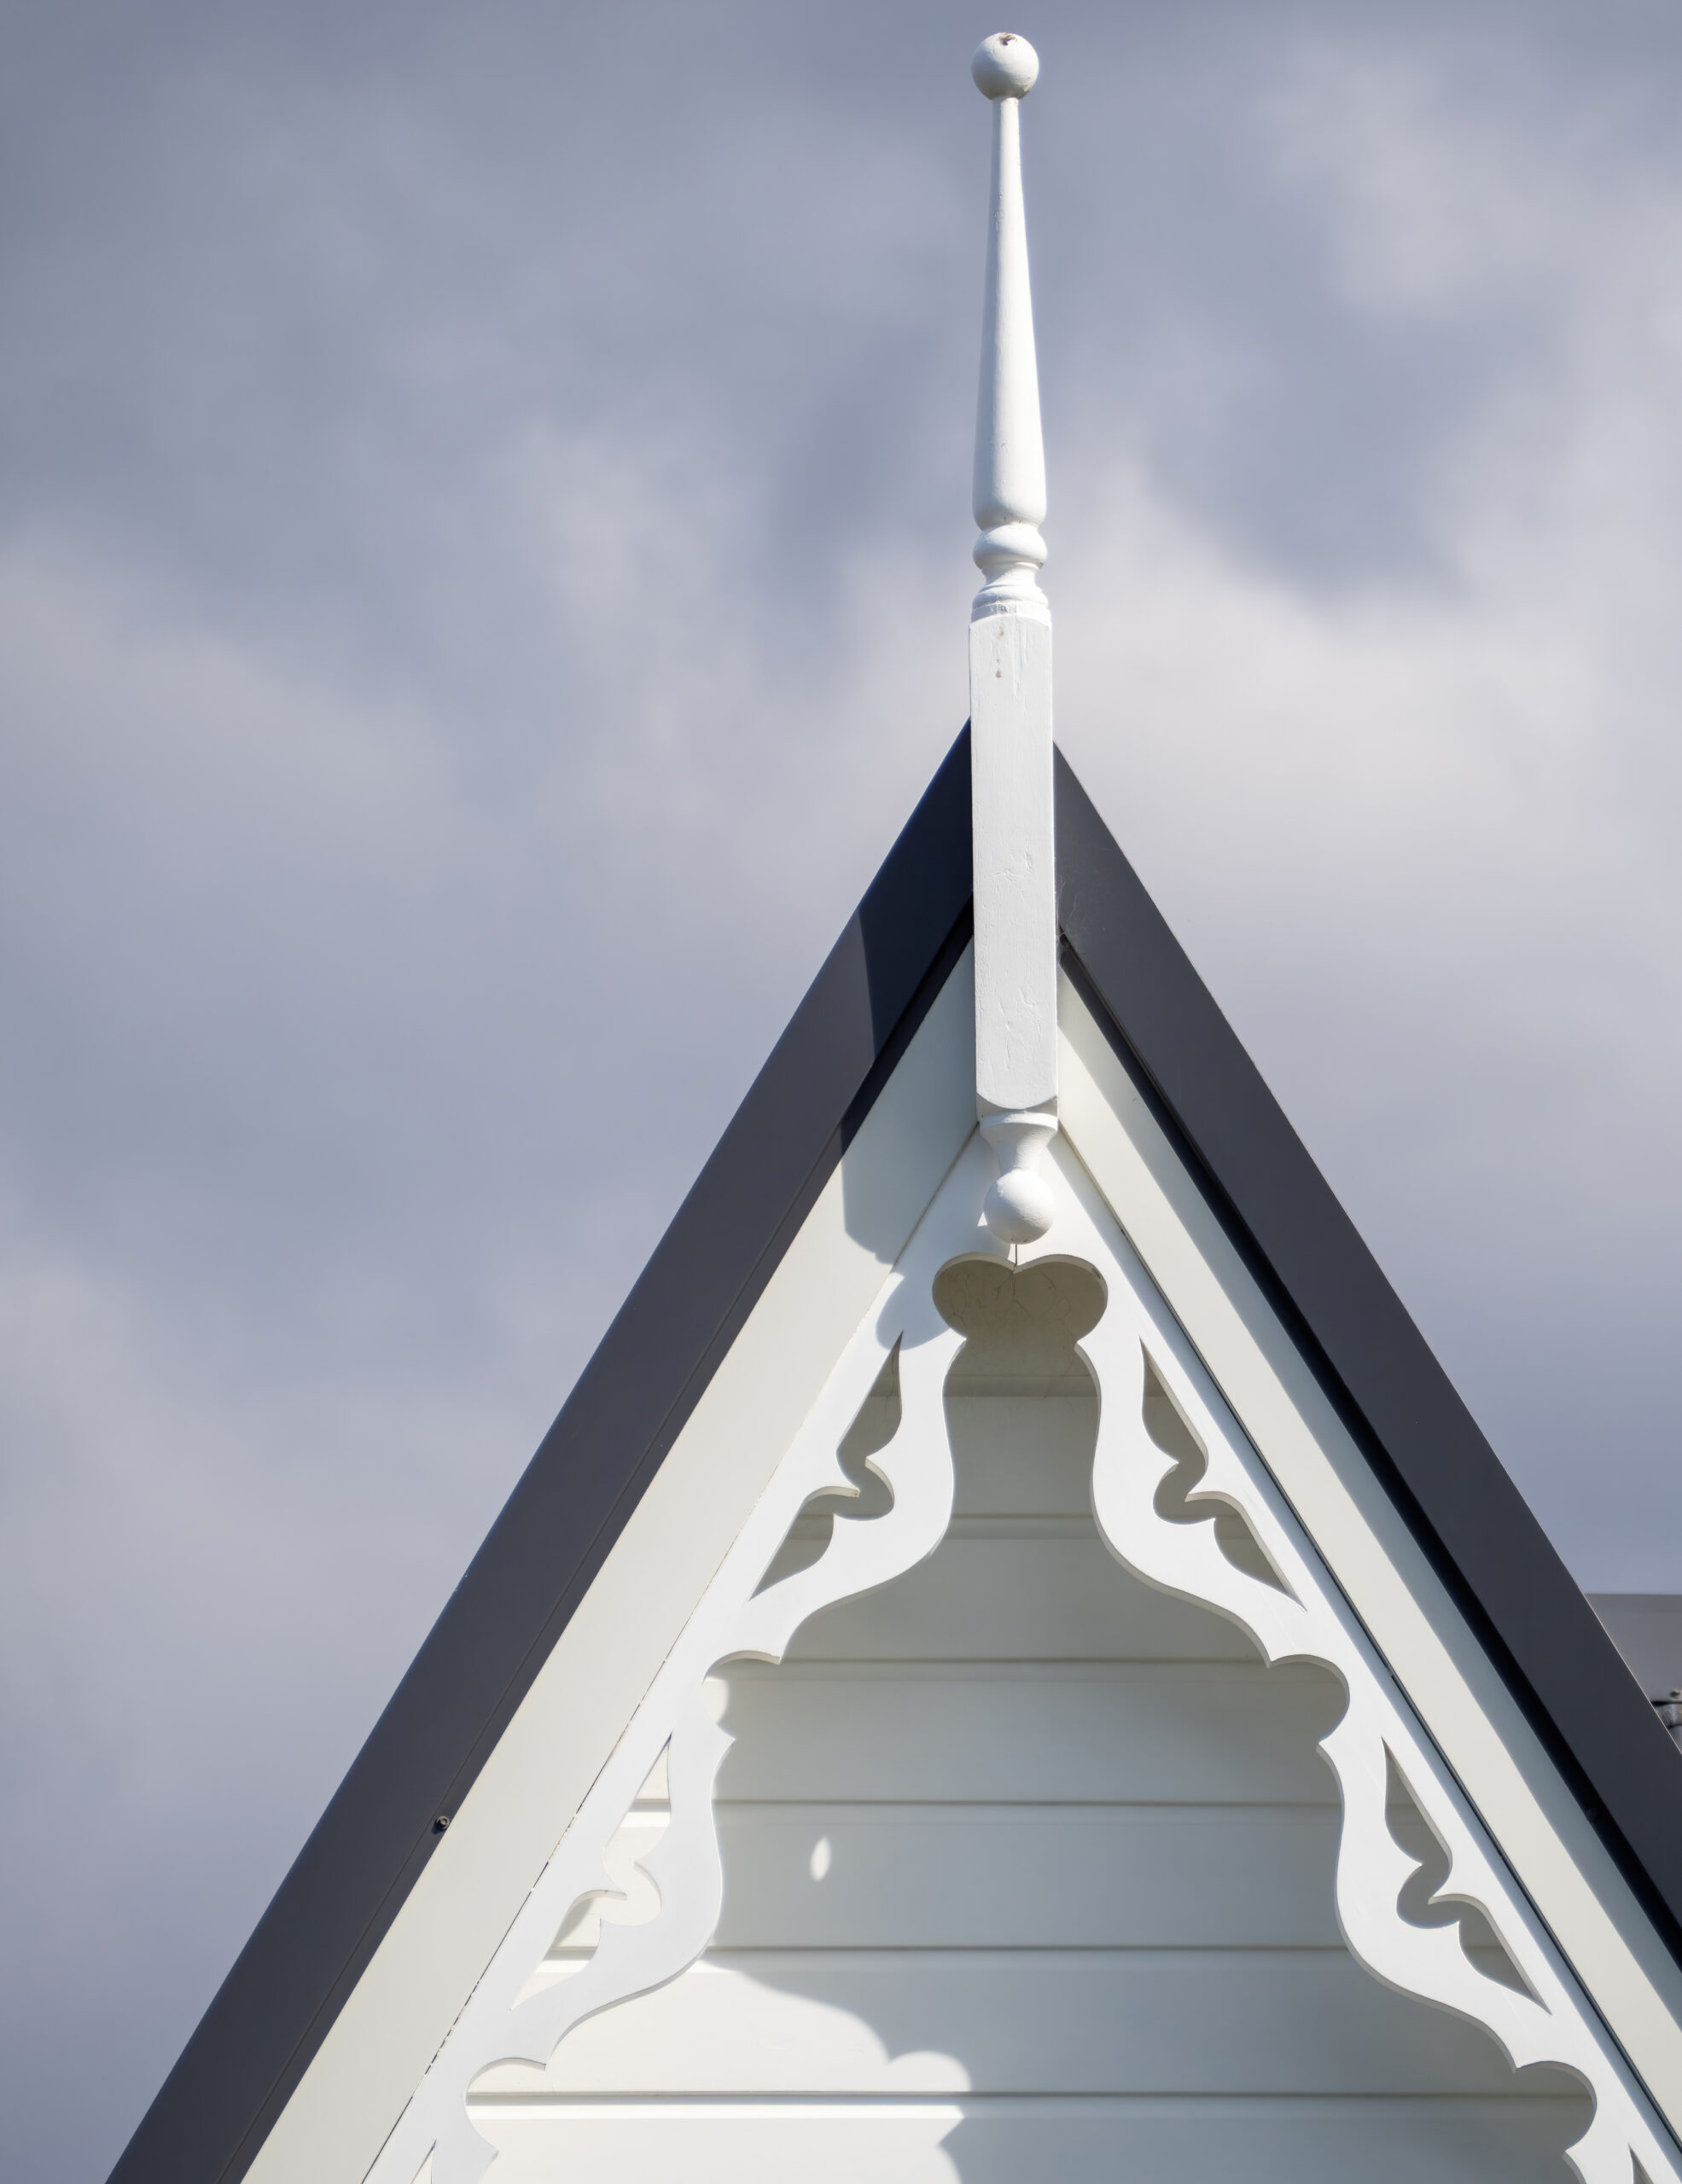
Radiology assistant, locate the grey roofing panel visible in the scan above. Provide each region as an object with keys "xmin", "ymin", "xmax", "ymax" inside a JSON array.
[{"xmin": 1592, "ymin": 1596, "xmax": 1682, "ymax": 1704}]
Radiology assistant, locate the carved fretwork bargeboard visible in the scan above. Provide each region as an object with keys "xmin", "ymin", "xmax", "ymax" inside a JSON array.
[{"xmin": 370, "ymin": 1130, "xmax": 1679, "ymax": 2184}]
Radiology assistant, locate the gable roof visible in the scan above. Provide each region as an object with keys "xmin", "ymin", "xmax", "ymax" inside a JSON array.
[{"xmin": 110, "ymin": 728, "xmax": 1682, "ymax": 2184}]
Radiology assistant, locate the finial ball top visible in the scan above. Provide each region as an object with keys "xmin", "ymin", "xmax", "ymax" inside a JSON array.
[{"xmin": 971, "ymin": 32, "xmax": 1039, "ymax": 100}]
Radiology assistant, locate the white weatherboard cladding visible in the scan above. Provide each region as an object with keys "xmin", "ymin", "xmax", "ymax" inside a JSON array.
[{"xmin": 361, "ymin": 1092, "xmax": 1679, "ymax": 2184}]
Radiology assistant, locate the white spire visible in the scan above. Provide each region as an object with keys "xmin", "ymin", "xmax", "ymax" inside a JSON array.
[
  {"xmin": 971, "ymin": 32, "xmax": 1048, "ymax": 624},
  {"xmin": 969, "ymin": 32, "xmax": 1058, "ymax": 1246}
]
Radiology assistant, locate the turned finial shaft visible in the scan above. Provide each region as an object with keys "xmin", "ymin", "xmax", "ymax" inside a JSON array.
[
  {"xmin": 972, "ymin": 37, "xmax": 1048, "ymax": 622},
  {"xmin": 968, "ymin": 32, "xmax": 1059, "ymax": 1248}
]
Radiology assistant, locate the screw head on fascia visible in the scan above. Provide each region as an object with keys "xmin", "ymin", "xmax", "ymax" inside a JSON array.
[{"xmin": 971, "ymin": 32, "xmax": 1039, "ymax": 101}]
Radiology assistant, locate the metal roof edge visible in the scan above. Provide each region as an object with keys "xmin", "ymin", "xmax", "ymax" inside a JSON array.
[
  {"xmin": 108, "ymin": 731, "xmax": 975, "ymax": 2184},
  {"xmin": 1054, "ymin": 743, "xmax": 1682, "ymax": 1970}
]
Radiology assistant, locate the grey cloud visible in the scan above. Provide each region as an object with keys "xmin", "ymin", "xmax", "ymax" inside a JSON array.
[{"xmin": 6, "ymin": 1, "xmax": 1682, "ymax": 2175}]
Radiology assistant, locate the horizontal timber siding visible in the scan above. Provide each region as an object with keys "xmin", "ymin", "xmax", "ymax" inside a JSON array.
[{"xmin": 474, "ymin": 1391, "xmax": 1588, "ymax": 2184}]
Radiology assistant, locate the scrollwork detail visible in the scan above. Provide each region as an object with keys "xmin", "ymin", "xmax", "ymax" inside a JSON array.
[
  {"xmin": 1062, "ymin": 1170, "xmax": 1678, "ymax": 2184},
  {"xmin": 370, "ymin": 1181, "xmax": 972, "ymax": 2184},
  {"xmin": 365, "ymin": 1130, "xmax": 1680, "ymax": 2184}
]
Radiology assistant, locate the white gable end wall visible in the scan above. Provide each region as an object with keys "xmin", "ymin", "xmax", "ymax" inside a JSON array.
[
  {"xmin": 381, "ymin": 1044, "xmax": 1677, "ymax": 2182},
  {"xmin": 466, "ymin": 1345, "xmax": 1592, "ymax": 2183},
  {"xmin": 380, "ymin": 1101, "xmax": 1674, "ymax": 2183},
  {"xmin": 246, "ymin": 952, "xmax": 1682, "ymax": 2184}
]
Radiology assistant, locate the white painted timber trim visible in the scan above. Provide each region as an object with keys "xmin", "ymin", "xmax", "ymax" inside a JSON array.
[
  {"xmin": 969, "ymin": 610, "xmax": 1056, "ymax": 1119},
  {"xmin": 1058, "ymin": 969, "xmax": 1682, "ymax": 2140},
  {"xmin": 969, "ymin": 33, "xmax": 1057, "ymax": 1242},
  {"xmin": 969, "ymin": 33, "xmax": 1048, "ymax": 629},
  {"xmin": 1027, "ymin": 1146, "xmax": 1679, "ymax": 2184},
  {"xmin": 370, "ymin": 1141, "xmax": 1003, "ymax": 2184},
  {"xmin": 242, "ymin": 952, "xmax": 978, "ymax": 2184}
]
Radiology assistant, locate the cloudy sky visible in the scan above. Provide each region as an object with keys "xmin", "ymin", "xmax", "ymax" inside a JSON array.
[{"xmin": 7, "ymin": 1, "xmax": 1682, "ymax": 2174}]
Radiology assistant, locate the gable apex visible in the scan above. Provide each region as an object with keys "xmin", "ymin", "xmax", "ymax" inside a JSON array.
[{"xmin": 109, "ymin": 734, "xmax": 1682, "ymax": 2184}]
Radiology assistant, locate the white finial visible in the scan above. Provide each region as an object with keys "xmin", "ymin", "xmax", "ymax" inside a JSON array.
[
  {"xmin": 968, "ymin": 33, "xmax": 1059, "ymax": 1247},
  {"xmin": 970, "ymin": 34, "xmax": 1046, "ymax": 624},
  {"xmin": 971, "ymin": 29, "xmax": 1039, "ymax": 99}
]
